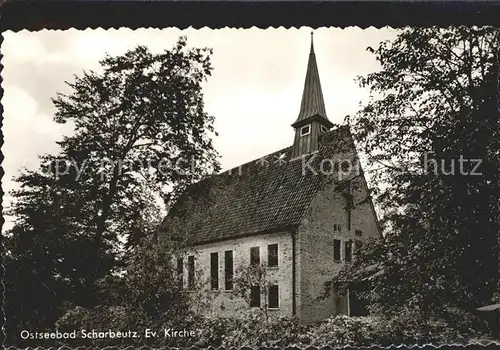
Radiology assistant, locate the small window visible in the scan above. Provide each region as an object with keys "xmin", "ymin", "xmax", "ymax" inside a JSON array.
[
  {"xmin": 334, "ymin": 239, "xmax": 341, "ymax": 262},
  {"xmin": 210, "ymin": 252, "xmax": 219, "ymax": 290},
  {"xmin": 321, "ymin": 125, "xmax": 329, "ymax": 133},
  {"xmin": 300, "ymin": 125, "xmax": 311, "ymax": 136},
  {"xmin": 250, "ymin": 246, "xmax": 260, "ymax": 266},
  {"xmin": 345, "ymin": 240, "xmax": 353, "ymax": 263},
  {"xmin": 225, "ymin": 250, "xmax": 233, "ymax": 291},
  {"xmin": 268, "ymin": 285, "xmax": 279, "ymax": 309},
  {"xmin": 250, "ymin": 286, "xmax": 261, "ymax": 307},
  {"xmin": 355, "ymin": 229, "xmax": 363, "ymax": 237},
  {"xmin": 187, "ymin": 255, "xmax": 195, "ymax": 289},
  {"xmin": 268, "ymin": 244, "xmax": 278, "ymax": 267},
  {"xmin": 334, "ymin": 224, "xmax": 342, "ymax": 232},
  {"xmin": 176, "ymin": 257, "xmax": 184, "ymax": 289}
]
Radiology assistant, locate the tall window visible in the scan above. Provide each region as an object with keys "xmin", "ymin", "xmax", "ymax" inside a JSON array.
[
  {"xmin": 268, "ymin": 244, "xmax": 278, "ymax": 267},
  {"xmin": 333, "ymin": 239, "xmax": 341, "ymax": 262},
  {"xmin": 210, "ymin": 252, "xmax": 219, "ymax": 290},
  {"xmin": 187, "ymin": 255, "xmax": 195, "ymax": 289},
  {"xmin": 268, "ymin": 285, "xmax": 279, "ymax": 309},
  {"xmin": 176, "ymin": 257, "xmax": 183, "ymax": 289},
  {"xmin": 250, "ymin": 246, "xmax": 260, "ymax": 266},
  {"xmin": 250, "ymin": 286, "xmax": 261, "ymax": 307},
  {"xmin": 345, "ymin": 240, "xmax": 353, "ymax": 263},
  {"xmin": 224, "ymin": 250, "xmax": 233, "ymax": 291}
]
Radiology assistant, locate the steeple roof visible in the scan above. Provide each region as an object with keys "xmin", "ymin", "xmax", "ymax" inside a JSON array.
[{"xmin": 292, "ymin": 32, "xmax": 333, "ymax": 128}]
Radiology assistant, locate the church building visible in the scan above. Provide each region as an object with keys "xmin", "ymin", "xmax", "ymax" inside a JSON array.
[{"xmin": 159, "ymin": 34, "xmax": 381, "ymax": 322}]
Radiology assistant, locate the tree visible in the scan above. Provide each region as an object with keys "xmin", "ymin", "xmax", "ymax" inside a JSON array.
[
  {"xmin": 232, "ymin": 263, "xmax": 277, "ymax": 317},
  {"xmin": 55, "ymin": 232, "xmax": 195, "ymax": 348},
  {"xmin": 5, "ymin": 36, "xmax": 220, "ymax": 345},
  {"xmin": 334, "ymin": 27, "xmax": 500, "ymax": 321}
]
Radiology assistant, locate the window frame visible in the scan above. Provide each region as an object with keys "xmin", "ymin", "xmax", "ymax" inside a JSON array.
[
  {"xmin": 320, "ymin": 125, "xmax": 329, "ymax": 133},
  {"xmin": 224, "ymin": 250, "xmax": 234, "ymax": 291},
  {"xmin": 333, "ymin": 239, "xmax": 341, "ymax": 262},
  {"xmin": 210, "ymin": 252, "xmax": 219, "ymax": 290},
  {"xmin": 344, "ymin": 240, "xmax": 353, "ymax": 263},
  {"xmin": 300, "ymin": 124, "xmax": 311, "ymax": 136},
  {"xmin": 250, "ymin": 285, "xmax": 261, "ymax": 307},
  {"xmin": 268, "ymin": 285, "xmax": 279, "ymax": 309},
  {"xmin": 250, "ymin": 246, "xmax": 260, "ymax": 266},
  {"xmin": 267, "ymin": 244, "xmax": 278, "ymax": 268},
  {"xmin": 176, "ymin": 257, "xmax": 184, "ymax": 289},
  {"xmin": 187, "ymin": 255, "xmax": 195, "ymax": 290}
]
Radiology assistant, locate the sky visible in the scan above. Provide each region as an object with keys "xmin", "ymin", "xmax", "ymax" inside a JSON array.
[{"xmin": 1, "ymin": 27, "xmax": 398, "ymax": 230}]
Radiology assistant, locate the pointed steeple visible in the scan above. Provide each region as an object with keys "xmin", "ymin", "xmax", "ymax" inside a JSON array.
[
  {"xmin": 292, "ymin": 32, "xmax": 333, "ymax": 129},
  {"xmin": 290, "ymin": 33, "xmax": 334, "ymax": 159}
]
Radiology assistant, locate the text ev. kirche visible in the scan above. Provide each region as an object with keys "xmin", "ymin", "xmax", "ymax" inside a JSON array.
[{"xmin": 20, "ymin": 328, "xmax": 200, "ymax": 340}]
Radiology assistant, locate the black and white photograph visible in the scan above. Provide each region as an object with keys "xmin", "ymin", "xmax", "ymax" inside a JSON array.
[{"xmin": 2, "ymin": 26, "xmax": 499, "ymax": 347}]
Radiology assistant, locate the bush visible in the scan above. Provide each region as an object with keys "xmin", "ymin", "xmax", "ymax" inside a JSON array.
[
  {"xmin": 220, "ymin": 309, "xmax": 311, "ymax": 347},
  {"xmin": 56, "ymin": 305, "xmax": 489, "ymax": 348}
]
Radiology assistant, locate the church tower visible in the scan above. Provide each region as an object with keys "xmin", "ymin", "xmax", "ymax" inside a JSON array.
[{"xmin": 291, "ymin": 32, "xmax": 334, "ymax": 159}]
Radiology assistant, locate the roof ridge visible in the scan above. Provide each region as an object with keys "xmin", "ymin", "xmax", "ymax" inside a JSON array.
[{"xmin": 221, "ymin": 145, "xmax": 292, "ymax": 175}]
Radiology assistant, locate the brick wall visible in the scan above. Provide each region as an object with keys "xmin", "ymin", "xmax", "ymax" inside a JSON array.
[
  {"xmin": 181, "ymin": 231, "xmax": 294, "ymax": 318},
  {"xmin": 296, "ymin": 163, "xmax": 380, "ymax": 322}
]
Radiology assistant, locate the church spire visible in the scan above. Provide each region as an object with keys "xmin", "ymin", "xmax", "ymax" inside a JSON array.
[
  {"xmin": 310, "ymin": 31, "xmax": 315, "ymax": 54},
  {"xmin": 291, "ymin": 31, "xmax": 333, "ymax": 129},
  {"xmin": 290, "ymin": 32, "xmax": 334, "ymax": 159}
]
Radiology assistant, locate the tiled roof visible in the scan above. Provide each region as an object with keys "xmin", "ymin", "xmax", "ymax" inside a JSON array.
[{"xmin": 160, "ymin": 126, "xmax": 354, "ymax": 245}]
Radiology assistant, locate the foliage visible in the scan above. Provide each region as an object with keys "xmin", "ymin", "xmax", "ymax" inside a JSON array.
[
  {"xmin": 220, "ymin": 309, "xmax": 310, "ymax": 347},
  {"xmin": 193, "ymin": 309, "xmax": 486, "ymax": 348},
  {"xmin": 232, "ymin": 263, "xmax": 277, "ymax": 316},
  {"xmin": 340, "ymin": 26, "xmax": 500, "ymax": 318},
  {"xmin": 54, "ymin": 232, "xmax": 205, "ymax": 348},
  {"xmin": 5, "ymin": 37, "xmax": 219, "ymax": 346}
]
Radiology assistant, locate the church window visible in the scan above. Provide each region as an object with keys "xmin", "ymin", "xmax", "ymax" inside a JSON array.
[
  {"xmin": 250, "ymin": 246, "xmax": 260, "ymax": 265},
  {"xmin": 210, "ymin": 252, "xmax": 219, "ymax": 290},
  {"xmin": 300, "ymin": 125, "xmax": 311, "ymax": 136},
  {"xmin": 345, "ymin": 240, "xmax": 353, "ymax": 263},
  {"xmin": 176, "ymin": 257, "xmax": 183, "ymax": 289},
  {"xmin": 187, "ymin": 255, "xmax": 195, "ymax": 289},
  {"xmin": 268, "ymin": 285, "xmax": 279, "ymax": 309},
  {"xmin": 250, "ymin": 286, "xmax": 261, "ymax": 307},
  {"xmin": 334, "ymin": 224, "xmax": 341, "ymax": 231},
  {"xmin": 333, "ymin": 239, "xmax": 341, "ymax": 262},
  {"xmin": 225, "ymin": 250, "xmax": 233, "ymax": 291},
  {"xmin": 268, "ymin": 244, "xmax": 278, "ymax": 267}
]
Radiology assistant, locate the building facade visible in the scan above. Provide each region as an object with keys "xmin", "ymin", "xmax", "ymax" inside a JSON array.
[{"xmin": 160, "ymin": 34, "xmax": 381, "ymax": 322}]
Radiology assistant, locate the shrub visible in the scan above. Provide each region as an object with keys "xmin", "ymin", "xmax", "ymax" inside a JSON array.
[{"xmin": 220, "ymin": 309, "xmax": 311, "ymax": 347}]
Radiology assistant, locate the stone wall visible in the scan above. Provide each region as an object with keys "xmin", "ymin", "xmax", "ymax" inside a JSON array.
[
  {"xmin": 296, "ymin": 161, "xmax": 380, "ymax": 322},
  {"xmin": 181, "ymin": 231, "xmax": 294, "ymax": 318}
]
